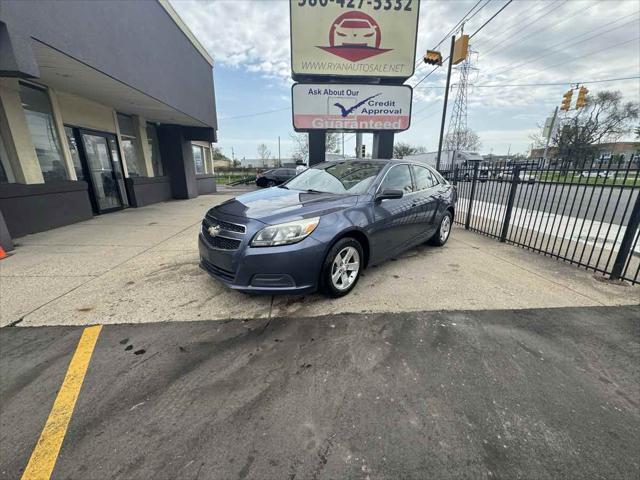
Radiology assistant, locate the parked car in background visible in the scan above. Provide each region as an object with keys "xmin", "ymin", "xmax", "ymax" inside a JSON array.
[
  {"xmin": 580, "ymin": 170, "xmax": 600, "ymax": 178},
  {"xmin": 497, "ymin": 169, "xmax": 537, "ymax": 184},
  {"xmin": 461, "ymin": 168, "xmax": 489, "ymax": 182},
  {"xmin": 200, "ymin": 159, "xmax": 457, "ymax": 297},
  {"xmin": 256, "ymin": 168, "xmax": 297, "ymax": 187}
]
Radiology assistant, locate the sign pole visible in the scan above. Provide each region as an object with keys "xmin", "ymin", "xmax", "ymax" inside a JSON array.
[
  {"xmin": 308, "ymin": 131, "xmax": 326, "ymax": 166},
  {"xmin": 436, "ymin": 35, "xmax": 456, "ymax": 172},
  {"xmin": 542, "ymin": 106, "xmax": 558, "ymax": 167},
  {"xmin": 355, "ymin": 133, "xmax": 363, "ymax": 158}
]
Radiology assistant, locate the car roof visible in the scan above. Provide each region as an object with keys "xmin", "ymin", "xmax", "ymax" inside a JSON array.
[{"xmin": 321, "ymin": 158, "xmax": 435, "ymax": 167}]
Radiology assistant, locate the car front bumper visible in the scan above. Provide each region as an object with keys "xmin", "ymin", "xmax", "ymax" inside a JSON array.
[{"xmin": 198, "ymin": 216, "xmax": 327, "ymax": 294}]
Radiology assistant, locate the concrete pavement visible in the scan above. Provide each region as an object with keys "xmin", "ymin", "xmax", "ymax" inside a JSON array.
[
  {"xmin": 1, "ymin": 191, "xmax": 638, "ymax": 327},
  {"xmin": 1, "ymin": 306, "xmax": 638, "ymax": 479}
]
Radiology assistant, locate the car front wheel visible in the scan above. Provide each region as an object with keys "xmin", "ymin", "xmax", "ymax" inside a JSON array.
[
  {"xmin": 429, "ymin": 211, "xmax": 453, "ymax": 246},
  {"xmin": 321, "ymin": 237, "xmax": 363, "ymax": 298}
]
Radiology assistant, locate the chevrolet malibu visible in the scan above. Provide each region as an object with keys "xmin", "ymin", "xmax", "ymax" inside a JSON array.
[{"xmin": 199, "ymin": 159, "xmax": 457, "ymax": 297}]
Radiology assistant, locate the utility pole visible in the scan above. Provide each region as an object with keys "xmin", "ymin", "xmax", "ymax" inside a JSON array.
[
  {"xmin": 542, "ymin": 106, "xmax": 558, "ymax": 167},
  {"xmin": 342, "ymin": 133, "xmax": 345, "ymax": 158},
  {"xmin": 436, "ymin": 35, "xmax": 456, "ymax": 171},
  {"xmin": 355, "ymin": 133, "xmax": 363, "ymax": 158}
]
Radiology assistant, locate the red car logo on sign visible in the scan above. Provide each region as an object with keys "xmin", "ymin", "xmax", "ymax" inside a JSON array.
[{"xmin": 318, "ymin": 12, "xmax": 391, "ymax": 62}]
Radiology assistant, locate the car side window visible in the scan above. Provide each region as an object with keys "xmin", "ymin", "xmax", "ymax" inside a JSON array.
[
  {"xmin": 381, "ymin": 164, "xmax": 414, "ymax": 194},
  {"xmin": 413, "ymin": 165, "xmax": 436, "ymax": 191}
]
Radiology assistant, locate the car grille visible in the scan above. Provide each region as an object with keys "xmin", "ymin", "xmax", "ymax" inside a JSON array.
[
  {"xmin": 209, "ymin": 235, "xmax": 241, "ymax": 250},
  {"xmin": 201, "ymin": 258, "xmax": 235, "ymax": 281},
  {"xmin": 202, "ymin": 217, "xmax": 243, "ymax": 251},
  {"xmin": 205, "ymin": 216, "xmax": 246, "ymax": 234}
]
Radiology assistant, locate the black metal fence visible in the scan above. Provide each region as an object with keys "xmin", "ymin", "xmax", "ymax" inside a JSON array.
[{"xmin": 445, "ymin": 158, "xmax": 640, "ymax": 284}]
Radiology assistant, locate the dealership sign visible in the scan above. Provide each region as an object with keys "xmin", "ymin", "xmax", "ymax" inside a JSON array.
[
  {"xmin": 292, "ymin": 83, "xmax": 412, "ymax": 132},
  {"xmin": 290, "ymin": 0, "xmax": 420, "ymax": 80}
]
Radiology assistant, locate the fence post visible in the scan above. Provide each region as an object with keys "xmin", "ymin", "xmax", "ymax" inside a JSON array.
[
  {"xmin": 464, "ymin": 162, "xmax": 479, "ymax": 230},
  {"xmin": 610, "ymin": 191, "xmax": 640, "ymax": 280},
  {"xmin": 453, "ymin": 166, "xmax": 458, "ymax": 186},
  {"xmin": 500, "ymin": 165, "xmax": 520, "ymax": 242}
]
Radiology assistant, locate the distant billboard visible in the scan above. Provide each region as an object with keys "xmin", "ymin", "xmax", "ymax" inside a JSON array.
[
  {"xmin": 292, "ymin": 83, "xmax": 412, "ymax": 132},
  {"xmin": 290, "ymin": 0, "xmax": 420, "ymax": 80}
]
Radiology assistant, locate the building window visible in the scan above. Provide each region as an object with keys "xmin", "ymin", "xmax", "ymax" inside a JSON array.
[
  {"xmin": 19, "ymin": 82, "xmax": 68, "ymax": 182},
  {"xmin": 192, "ymin": 144, "xmax": 205, "ymax": 175},
  {"xmin": 147, "ymin": 124, "xmax": 164, "ymax": 176},
  {"xmin": 117, "ymin": 113, "xmax": 141, "ymax": 177}
]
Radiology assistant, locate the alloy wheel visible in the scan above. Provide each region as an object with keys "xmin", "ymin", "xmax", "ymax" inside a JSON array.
[
  {"xmin": 440, "ymin": 215, "xmax": 451, "ymax": 243},
  {"xmin": 331, "ymin": 246, "xmax": 360, "ymax": 291}
]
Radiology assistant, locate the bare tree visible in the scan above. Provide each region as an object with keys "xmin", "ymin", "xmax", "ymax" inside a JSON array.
[
  {"xmin": 393, "ymin": 142, "xmax": 426, "ymax": 159},
  {"xmin": 290, "ymin": 133, "xmax": 341, "ymax": 163},
  {"xmin": 443, "ymin": 128, "xmax": 482, "ymax": 152},
  {"xmin": 257, "ymin": 143, "xmax": 271, "ymax": 160},
  {"xmin": 211, "ymin": 146, "xmax": 229, "ymax": 160},
  {"xmin": 553, "ymin": 90, "xmax": 638, "ymax": 164}
]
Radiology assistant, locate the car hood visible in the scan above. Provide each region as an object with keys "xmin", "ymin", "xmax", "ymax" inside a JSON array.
[{"xmin": 210, "ymin": 187, "xmax": 359, "ymax": 224}]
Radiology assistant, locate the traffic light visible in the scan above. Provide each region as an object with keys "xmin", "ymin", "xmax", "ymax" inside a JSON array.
[
  {"xmin": 560, "ymin": 89, "xmax": 573, "ymax": 111},
  {"xmin": 423, "ymin": 50, "xmax": 443, "ymax": 66},
  {"xmin": 361, "ymin": 145, "xmax": 366, "ymax": 158},
  {"xmin": 576, "ymin": 86, "xmax": 588, "ymax": 108}
]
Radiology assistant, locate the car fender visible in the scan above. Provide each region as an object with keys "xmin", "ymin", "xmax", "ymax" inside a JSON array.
[{"xmin": 311, "ymin": 209, "xmax": 372, "ymax": 268}]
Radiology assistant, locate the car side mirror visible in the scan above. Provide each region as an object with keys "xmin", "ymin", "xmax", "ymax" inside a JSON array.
[{"xmin": 376, "ymin": 189, "xmax": 403, "ymax": 202}]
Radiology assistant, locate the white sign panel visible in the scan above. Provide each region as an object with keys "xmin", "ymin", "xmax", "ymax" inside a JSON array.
[
  {"xmin": 290, "ymin": 0, "xmax": 420, "ymax": 79},
  {"xmin": 292, "ymin": 83, "xmax": 412, "ymax": 131}
]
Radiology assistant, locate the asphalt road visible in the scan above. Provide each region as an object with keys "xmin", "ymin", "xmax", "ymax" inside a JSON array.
[
  {"xmin": 457, "ymin": 180, "xmax": 638, "ymax": 225},
  {"xmin": 1, "ymin": 306, "xmax": 639, "ymax": 480}
]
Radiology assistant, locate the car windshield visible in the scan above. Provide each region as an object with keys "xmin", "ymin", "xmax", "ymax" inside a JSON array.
[{"xmin": 285, "ymin": 161, "xmax": 385, "ymax": 194}]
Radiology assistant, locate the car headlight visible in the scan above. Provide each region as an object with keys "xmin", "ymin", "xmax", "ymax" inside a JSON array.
[{"xmin": 251, "ymin": 217, "xmax": 320, "ymax": 247}]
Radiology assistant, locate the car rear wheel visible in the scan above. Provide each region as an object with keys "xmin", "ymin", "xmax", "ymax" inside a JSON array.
[
  {"xmin": 266, "ymin": 180, "xmax": 276, "ymax": 187},
  {"xmin": 321, "ymin": 238, "xmax": 363, "ymax": 298},
  {"xmin": 428, "ymin": 211, "xmax": 453, "ymax": 247}
]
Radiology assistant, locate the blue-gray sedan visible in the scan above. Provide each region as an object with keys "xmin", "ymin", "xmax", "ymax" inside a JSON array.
[{"xmin": 199, "ymin": 159, "xmax": 457, "ymax": 297}]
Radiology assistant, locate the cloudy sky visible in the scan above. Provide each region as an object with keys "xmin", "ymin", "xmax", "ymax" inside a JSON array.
[{"xmin": 170, "ymin": 0, "xmax": 640, "ymax": 160}]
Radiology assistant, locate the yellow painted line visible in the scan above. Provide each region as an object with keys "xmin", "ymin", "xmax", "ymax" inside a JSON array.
[{"xmin": 21, "ymin": 325, "xmax": 102, "ymax": 480}]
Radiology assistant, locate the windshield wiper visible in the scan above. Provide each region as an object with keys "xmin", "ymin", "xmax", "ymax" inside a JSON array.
[
  {"xmin": 278, "ymin": 184, "xmax": 289, "ymax": 189},
  {"xmin": 305, "ymin": 189, "xmax": 326, "ymax": 194}
]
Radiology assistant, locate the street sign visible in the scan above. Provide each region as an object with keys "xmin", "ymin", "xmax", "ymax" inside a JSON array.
[
  {"xmin": 292, "ymin": 83, "xmax": 412, "ymax": 132},
  {"xmin": 290, "ymin": 0, "xmax": 420, "ymax": 80}
]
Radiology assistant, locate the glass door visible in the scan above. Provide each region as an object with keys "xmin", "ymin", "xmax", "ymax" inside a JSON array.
[{"xmin": 79, "ymin": 130, "xmax": 125, "ymax": 213}]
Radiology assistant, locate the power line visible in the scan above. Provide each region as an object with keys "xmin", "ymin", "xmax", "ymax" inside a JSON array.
[
  {"xmin": 220, "ymin": 106, "xmax": 290, "ymax": 121},
  {"xmin": 482, "ymin": 11, "xmax": 639, "ymax": 78},
  {"xmin": 481, "ymin": 1, "xmax": 601, "ymax": 61},
  {"xmin": 475, "ymin": 0, "xmax": 569, "ymax": 54},
  {"xmin": 469, "ymin": 0, "xmax": 515, "ymax": 40},
  {"xmin": 412, "ymin": 0, "xmax": 514, "ymax": 87},
  {"xmin": 509, "ymin": 36, "xmax": 640, "ymax": 82},
  {"xmin": 415, "ymin": 75, "xmax": 640, "ymax": 89},
  {"xmin": 414, "ymin": 0, "xmax": 490, "ymax": 71}
]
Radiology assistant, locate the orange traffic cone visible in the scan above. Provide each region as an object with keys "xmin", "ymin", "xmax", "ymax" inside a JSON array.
[{"xmin": 0, "ymin": 247, "xmax": 6, "ymax": 260}]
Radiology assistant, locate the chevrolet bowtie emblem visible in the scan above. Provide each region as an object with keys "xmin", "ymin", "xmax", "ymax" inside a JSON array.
[{"xmin": 207, "ymin": 225, "xmax": 222, "ymax": 237}]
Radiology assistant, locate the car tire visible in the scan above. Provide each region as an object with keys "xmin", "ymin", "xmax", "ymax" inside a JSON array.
[
  {"xmin": 428, "ymin": 211, "xmax": 453, "ymax": 247},
  {"xmin": 320, "ymin": 237, "xmax": 363, "ymax": 298},
  {"xmin": 266, "ymin": 180, "xmax": 276, "ymax": 187}
]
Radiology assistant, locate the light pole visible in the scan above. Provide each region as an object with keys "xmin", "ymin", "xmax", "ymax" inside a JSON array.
[{"xmin": 436, "ymin": 35, "xmax": 456, "ymax": 172}]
